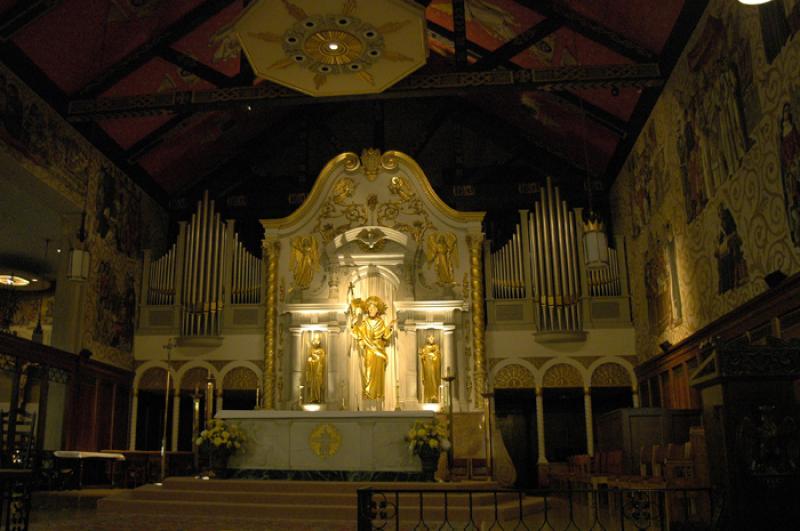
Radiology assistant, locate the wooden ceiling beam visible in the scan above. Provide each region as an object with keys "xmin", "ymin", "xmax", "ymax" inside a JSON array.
[
  {"xmin": 428, "ymin": 21, "xmax": 629, "ymax": 137},
  {"xmin": 514, "ymin": 0, "xmax": 656, "ymax": 63},
  {"xmin": 602, "ymin": 0, "xmax": 709, "ymax": 189},
  {"xmin": 124, "ymin": 113, "xmax": 191, "ymax": 162},
  {"xmin": 551, "ymin": 90, "xmax": 628, "ymax": 138},
  {"xmin": 77, "ymin": 0, "xmax": 237, "ymax": 98},
  {"xmin": 455, "ymin": 99, "xmax": 593, "ymax": 182},
  {"xmin": 158, "ymin": 48, "xmax": 238, "ymax": 88},
  {"xmin": 452, "ymin": 0, "xmax": 468, "ymax": 67},
  {"xmin": 471, "ymin": 17, "xmax": 562, "ymax": 70},
  {"xmin": 0, "ymin": 0, "xmax": 59, "ymax": 40},
  {"xmin": 67, "ymin": 62, "xmax": 661, "ymax": 121}
]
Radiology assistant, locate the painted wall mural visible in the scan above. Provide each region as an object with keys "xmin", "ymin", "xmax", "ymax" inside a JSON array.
[
  {"xmin": 611, "ymin": 0, "xmax": 800, "ymax": 360},
  {"xmin": 0, "ymin": 64, "xmax": 167, "ymax": 369}
]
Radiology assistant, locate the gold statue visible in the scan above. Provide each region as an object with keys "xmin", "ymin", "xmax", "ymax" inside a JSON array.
[
  {"xmin": 305, "ymin": 334, "xmax": 326, "ymax": 404},
  {"xmin": 419, "ymin": 334, "xmax": 441, "ymax": 402},
  {"xmin": 290, "ymin": 235, "xmax": 319, "ymax": 289},
  {"xmin": 349, "ymin": 295, "xmax": 394, "ymax": 400},
  {"xmin": 425, "ymin": 231, "xmax": 458, "ymax": 284}
]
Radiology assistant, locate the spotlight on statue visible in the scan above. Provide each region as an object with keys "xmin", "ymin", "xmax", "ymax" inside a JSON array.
[
  {"xmin": 659, "ymin": 340, "xmax": 672, "ymax": 354},
  {"xmin": 302, "ymin": 404, "xmax": 322, "ymax": 412}
]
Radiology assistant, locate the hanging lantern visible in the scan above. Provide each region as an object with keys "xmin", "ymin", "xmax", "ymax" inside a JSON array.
[
  {"xmin": 66, "ymin": 248, "xmax": 90, "ymax": 281},
  {"xmin": 583, "ymin": 210, "xmax": 609, "ymax": 270},
  {"xmin": 67, "ymin": 209, "xmax": 90, "ymax": 282}
]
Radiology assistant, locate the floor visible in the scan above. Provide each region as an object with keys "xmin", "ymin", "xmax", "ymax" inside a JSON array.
[{"xmin": 29, "ymin": 489, "xmax": 356, "ymax": 531}]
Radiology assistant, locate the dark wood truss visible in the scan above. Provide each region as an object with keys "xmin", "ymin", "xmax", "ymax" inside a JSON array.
[
  {"xmin": 76, "ymin": 0, "xmax": 238, "ymax": 98},
  {"xmin": 66, "ymin": 63, "xmax": 661, "ymax": 121}
]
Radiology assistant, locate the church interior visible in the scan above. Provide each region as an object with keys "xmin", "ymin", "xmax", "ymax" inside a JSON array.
[{"xmin": 0, "ymin": 0, "xmax": 799, "ymax": 529}]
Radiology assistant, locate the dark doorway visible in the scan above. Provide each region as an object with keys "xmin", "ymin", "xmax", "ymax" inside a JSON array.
[
  {"xmin": 136, "ymin": 390, "xmax": 170, "ymax": 451},
  {"xmin": 543, "ymin": 388, "xmax": 586, "ymax": 462},
  {"xmin": 177, "ymin": 393, "xmax": 208, "ymax": 451},
  {"xmin": 494, "ymin": 388, "xmax": 538, "ymax": 488},
  {"xmin": 223, "ymin": 389, "xmax": 257, "ymax": 410}
]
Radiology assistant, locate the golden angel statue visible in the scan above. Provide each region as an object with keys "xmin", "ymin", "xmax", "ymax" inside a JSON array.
[
  {"xmin": 419, "ymin": 334, "xmax": 441, "ymax": 403},
  {"xmin": 290, "ymin": 235, "xmax": 319, "ymax": 289},
  {"xmin": 305, "ymin": 334, "xmax": 326, "ymax": 404},
  {"xmin": 425, "ymin": 232, "xmax": 458, "ymax": 284},
  {"xmin": 349, "ymin": 295, "xmax": 394, "ymax": 400}
]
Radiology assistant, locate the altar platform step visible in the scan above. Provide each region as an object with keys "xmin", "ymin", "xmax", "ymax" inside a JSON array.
[{"xmin": 97, "ymin": 477, "xmax": 545, "ymax": 525}]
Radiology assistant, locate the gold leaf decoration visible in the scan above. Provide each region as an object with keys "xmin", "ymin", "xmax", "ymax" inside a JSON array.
[
  {"xmin": 181, "ymin": 367, "xmax": 210, "ymax": 390},
  {"xmin": 342, "ymin": 0, "xmax": 357, "ymax": 16},
  {"xmin": 267, "ymin": 56, "xmax": 297, "ymax": 70},
  {"xmin": 281, "ymin": 0, "xmax": 307, "ymax": 21},
  {"xmin": 223, "ymin": 366, "xmax": 259, "ymax": 390},
  {"xmin": 494, "ymin": 364, "xmax": 535, "ymax": 389},
  {"xmin": 591, "ymin": 363, "xmax": 631, "ymax": 387},
  {"xmin": 376, "ymin": 20, "xmax": 410, "ymax": 34},
  {"xmin": 309, "ymin": 423, "xmax": 342, "ymax": 458},
  {"xmin": 357, "ymin": 70, "xmax": 374, "ymax": 86},
  {"xmin": 249, "ymin": 31, "xmax": 282, "ymax": 44},
  {"xmin": 381, "ymin": 50, "xmax": 414, "ymax": 62},
  {"xmin": 313, "ymin": 73, "xmax": 327, "ymax": 89},
  {"xmin": 138, "ymin": 367, "xmax": 168, "ymax": 390},
  {"xmin": 542, "ymin": 364, "xmax": 583, "ymax": 388}
]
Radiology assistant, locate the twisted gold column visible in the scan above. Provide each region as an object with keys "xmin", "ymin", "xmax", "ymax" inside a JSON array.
[
  {"xmin": 467, "ymin": 234, "xmax": 487, "ymax": 406},
  {"xmin": 262, "ymin": 237, "xmax": 280, "ymax": 409}
]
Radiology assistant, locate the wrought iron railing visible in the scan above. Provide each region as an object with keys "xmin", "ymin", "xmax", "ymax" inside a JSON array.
[
  {"xmin": 0, "ymin": 469, "xmax": 32, "ymax": 531},
  {"xmin": 357, "ymin": 487, "xmax": 717, "ymax": 531}
]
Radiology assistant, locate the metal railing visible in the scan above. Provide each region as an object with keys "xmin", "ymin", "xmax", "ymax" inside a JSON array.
[
  {"xmin": 357, "ymin": 487, "xmax": 717, "ymax": 531},
  {"xmin": 0, "ymin": 469, "xmax": 32, "ymax": 531}
]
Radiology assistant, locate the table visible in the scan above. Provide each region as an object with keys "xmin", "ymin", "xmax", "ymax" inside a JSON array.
[{"xmin": 53, "ymin": 451, "xmax": 125, "ymax": 489}]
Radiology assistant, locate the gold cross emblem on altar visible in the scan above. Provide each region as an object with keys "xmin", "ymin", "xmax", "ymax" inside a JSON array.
[{"xmin": 309, "ymin": 423, "xmax": 342, "ymax": 459}]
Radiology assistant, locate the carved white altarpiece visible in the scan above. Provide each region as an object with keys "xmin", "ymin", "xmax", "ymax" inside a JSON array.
[{"xmin": 260, "ymin": 149, "xmax": 486, "ymax": 413}]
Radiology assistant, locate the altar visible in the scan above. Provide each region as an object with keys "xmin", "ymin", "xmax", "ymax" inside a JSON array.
[{"xmin": 218, "ymin": 410, "xmax": 435, "ymax": 474}]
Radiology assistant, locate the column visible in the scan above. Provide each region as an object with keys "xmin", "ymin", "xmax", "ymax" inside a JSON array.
[
  {"xmin": 632, "ymin": 385, "xmax": 641, "ymax": 408},
  {"xmin": 535, "ymin": 387, "xmax": 547, "ymax": 464},
  {"xmin": 442, "ymin": 327, "xmax": 456, "ymax": 391},
  {"xmin": 467, "ymin": 234, "xmax": 487, "ymax": 405},
  {"xmin": 129, "ymin": 390, "xmax": 139, "ymax": 450},
  {"xmin": 584, "ymin": 387, "xmax": 594, "ymax": 456},
  {"xmin": 216, "ymin": 388, "xmax": 223, "ymax": 414},
  {"xmin": 291, "ymin": 329, "xmax": 304, "ymax": 406},
  {"xmin": 262, "ymin": 236, "xmax": 280, "ymax": 409},
  {"xmin": 171, "ymin": 389, "xmax": 180, "ymax": 452}
]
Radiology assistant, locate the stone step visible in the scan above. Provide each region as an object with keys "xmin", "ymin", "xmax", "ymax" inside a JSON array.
[
  {"xmin": 160, "ymin": 476, "xmax": 500, "ymax": 493},
  {"xmin": 125, "ymin": 483, "xmax": 525, "ymax": 507},
  {"xmin": 98, "ymin": 492, "xmax": 544, "ymax": 523}
]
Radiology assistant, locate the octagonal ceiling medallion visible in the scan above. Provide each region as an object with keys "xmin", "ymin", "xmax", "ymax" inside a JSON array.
[{"xmin": 234, "ymin": 0, "xmax": 429, "ymax": 97}]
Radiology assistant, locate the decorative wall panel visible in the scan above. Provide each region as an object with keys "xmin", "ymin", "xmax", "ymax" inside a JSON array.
[{"xmin": 611, "ymin": 0, "xmax": 800, "ymax": 360}]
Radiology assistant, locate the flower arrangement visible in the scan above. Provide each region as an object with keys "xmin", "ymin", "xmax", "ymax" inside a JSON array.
[
  {"xmin": 405, "ymin": 418, "xmax": 451, "ymax": 456},
  {"xmin": 195, "ymin": 419, "xmax": 246, "ymax": 454}
]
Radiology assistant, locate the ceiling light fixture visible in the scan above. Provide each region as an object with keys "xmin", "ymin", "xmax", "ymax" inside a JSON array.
[
  {"xmin": 0, "ymin": 275, "xmax": 30, "ymax": 287},
  {"xmin": 326, "ymin": 42, "xmax": 340, "ymax": 51},
  {"xmin": 575, "ymin": 49, "xmax": 609, "ymax": 270},
  {"xmin": 67, "ymin": 202, "xmax": 90, "ymax": 282},
  {"xmin": 737, "ymin": 0, "xmax": 774, "ymax": 5}
]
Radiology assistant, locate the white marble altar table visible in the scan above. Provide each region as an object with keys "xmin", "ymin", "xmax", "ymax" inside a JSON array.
[{"xmin": 216, "ymin": 410, "xmax": 435, "ymax": 473}]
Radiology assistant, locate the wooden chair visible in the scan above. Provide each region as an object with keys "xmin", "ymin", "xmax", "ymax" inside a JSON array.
[{"xmin": 0, "ymin": 409, "xmax": 37, "ymax": 469}]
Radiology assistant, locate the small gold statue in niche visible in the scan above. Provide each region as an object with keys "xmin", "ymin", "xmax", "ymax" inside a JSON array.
[
  {"xmin": 425, "ymin": 231, "xmax": 458, "ymax": 284},
  {"xmin": 349, "ymin": 296, "xmax": 394, "ymax": 400},
  {"xmin": 305, "ymin": 334, "xmax": 326, "ymax": 404},
  {"xmin": 290, "ymin": 234, "xmax": 319, "ymax": 290},
  {"xmin": 419, "ymin": 334, "xmax": 442, "ymax": 403}
]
